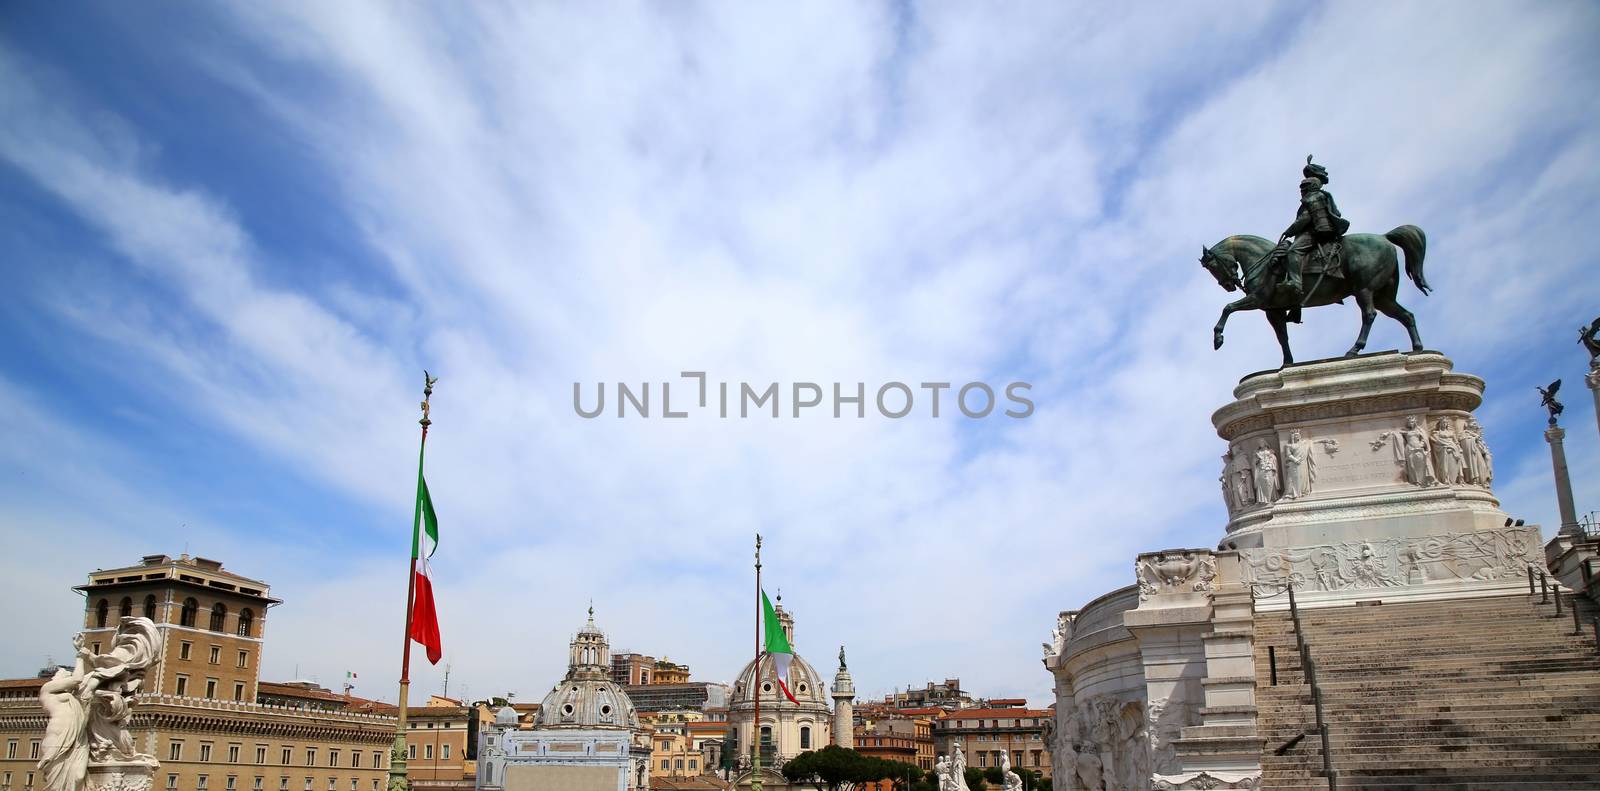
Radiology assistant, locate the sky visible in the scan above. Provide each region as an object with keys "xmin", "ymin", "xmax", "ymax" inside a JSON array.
[{"xmin": 1, "ymin": 2, "xmax": 1597, "ymax": 708}]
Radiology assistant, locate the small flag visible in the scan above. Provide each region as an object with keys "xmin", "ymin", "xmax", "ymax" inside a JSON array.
[
  {"xmin": 761, "ymin": 590, "xmax": 797, "ymax": 704},
  {"xmin": 409, "ymin": 477, "xmax": 443, "ymax": 664}
]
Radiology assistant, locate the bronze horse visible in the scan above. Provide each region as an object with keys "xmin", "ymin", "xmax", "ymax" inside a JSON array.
[{"xmin": 1200, "ymin": 225, "xmax": 1430, "ymax": 366}]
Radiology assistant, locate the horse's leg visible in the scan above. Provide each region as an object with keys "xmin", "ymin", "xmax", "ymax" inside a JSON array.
[
  {"xmin": 1268, "ymin": 309, "xmax": 1293, "ymax": 366},
  {"xmin": 1346, "ymin": 288, "xmax": 1377, "ymax": 357},
  {"xmin": 1375, "ymin": 286, "xmax": 1423, "ymax": 352},
  {"xmin": 1213, "ymin": 296, "xmax": 1256, "ymax": 350}
]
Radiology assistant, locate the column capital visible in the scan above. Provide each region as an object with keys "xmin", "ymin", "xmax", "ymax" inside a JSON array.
[
  {"xmin": 1586, "ymin": 364, "xmax": 1599, "ymax": 390},
  {"xmin": 1546, "ymin": 425, "xmax": 1566, "ymax": 443}
]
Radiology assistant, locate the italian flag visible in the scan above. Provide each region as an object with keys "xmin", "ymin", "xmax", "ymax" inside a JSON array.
[
  {"xmin": 761, "ymin": 589, "xmax": 797, "ymax": 704},
  {"xmin": 409, "ymin": 477, "xmax": 443, "ymax": 665}
]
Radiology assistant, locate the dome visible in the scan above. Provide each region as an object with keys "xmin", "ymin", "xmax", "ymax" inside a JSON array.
[
  {"xmin": 495, "ymin": 706, "xmax": 518, "ymax": 726},
  {"xmin": 731, "ymin": 652, "xmax": 830, "ymax": 707},
  {"xmin": 533, "ymin": 608, "xmax": 639, "ymax": 730}
]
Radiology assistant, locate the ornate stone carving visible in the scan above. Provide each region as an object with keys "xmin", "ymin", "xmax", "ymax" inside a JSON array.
[
  {"xmin": 1137, "ymin": 552, "xmax": 1218, "ymax": 602},
  {"xmin": 1056, "ymin": 693, "xmax": 1151, "ymax": 791},
  {"xmin": 1241, "ymin": 527, "xmax": 1536, "ymax": 596},
  {"xmin": 1045, "ymin": 611, "xmax": 1075, "ymax": 659},
  {"xmin": 1153, "ymin": 772, "xmax": 1261, "ymax": 790},
  {"xmin": 999, "ymin": 750, "xmax": 1024, "ymax": 791},
  {"xmin": 1280, "ymin": 430, "xmax": 1316, "ymax": 500},
  {"xmin": 1216, "ymin": 390, "xmax": 1480, "ymax": 441},
  {"xmin": 1220, "ymin": 452, "xmax": 1237, "ymax": 513},
  {"xmin": 40, "ymin": 618, "xmax": 164, "ymax": 791},
  {"xmin": 1229, "ymin": 447, "xmax": 1256, "ymax": 510},
  {"xmin": 1251, "ymin": 439, "xmax": 1280, "ymax": 504}
]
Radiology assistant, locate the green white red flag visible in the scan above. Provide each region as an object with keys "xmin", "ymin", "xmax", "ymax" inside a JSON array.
[
  {"xmin": 409, "ymin": 477, "xmax": 442, "ymax": 664},
  {"xmin": 761, "ymin": 589, "xmax": 797, "ymax": 703}
]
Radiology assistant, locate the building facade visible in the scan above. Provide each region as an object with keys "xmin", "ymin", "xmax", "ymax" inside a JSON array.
[
  {"xmin": 933, "ymin": 708, "xmax": 1052, "ymax": 781},
  {"xmin": 0, "ymin": 555, "xmax": 395, "ymax": 791},
  {"xmin": 725, "ymin": 600, "xmax": 831, "ymax": 790}
]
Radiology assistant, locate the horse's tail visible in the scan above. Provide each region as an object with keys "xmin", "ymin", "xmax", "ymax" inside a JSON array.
[{"xmin": 1385, "ymin": 224, "xmax": 1429, "ymax": 295}]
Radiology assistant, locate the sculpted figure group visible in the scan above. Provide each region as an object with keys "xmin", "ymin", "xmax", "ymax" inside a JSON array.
[
  {"xmin": 38, "ymin": 618, "xmax": 164, "ymax": 791},
  {"xmin": 1225, "ymin": 415, "xmax": 1494, "ymax": 513}
]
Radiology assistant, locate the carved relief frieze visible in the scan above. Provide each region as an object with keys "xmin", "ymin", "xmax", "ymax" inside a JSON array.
[
  {"xmin": 1055, "ymin": 692, "xmax": 1151, "ymax": 791},
  {"xmin": 1240, "ymin": 527, "xmax": 1536, "ymax": 597}
]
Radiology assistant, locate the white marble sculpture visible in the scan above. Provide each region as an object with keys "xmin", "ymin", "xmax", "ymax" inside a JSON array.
[
  {"xmin": 1280, "ymin": 430, "xmax": 1316, "ymax": 500},
  {"xmin": 39, "ymin": 618, "xmax": 164, "ymax": 791},
  {"xmin": 1251, "ymin": 439, "xmax": 1280, "ymax": 504},
  {"xmin": 1431, "ymin": 417, "xmax": 1465, "ymax": 485},
  {"xmin": 1462, "ymin": 417, "xmax": 1493, "ymax": 486},
  {"xmin": 1220, "ymin": 452, "xmax": 1236, "ymax": 512},
  {"xmin": 999, "ymin": 750, "xmax": 1024, "ymax": 791},
  {"xmin": 948, "ymin": 745, "xmax": 972, "ymax": 791},
  {"xmin": 1383, "ymin": 416, "xmax": 1437, "ymax": 486},
  {"xmin": 1229, "ymin": 447, "xmax": 1255, "ymax": 509}
]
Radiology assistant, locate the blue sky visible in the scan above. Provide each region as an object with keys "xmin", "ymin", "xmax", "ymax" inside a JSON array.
[{"xmin": 1, "ymin": 2, "xmax": 1597, "ymax": 706}]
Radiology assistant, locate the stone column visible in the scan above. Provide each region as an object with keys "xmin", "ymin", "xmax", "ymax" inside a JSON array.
[
  {"xmin": 1587, "ymin": 366, "xmax": 1600, "ymax": 441},
  {"xmin": 1546, "ymin": 425, "xmax": 1580, "ymax": 536},
  {"xmin": 831, "ymin": 663, "xmax": 854, "ymax": 750}
]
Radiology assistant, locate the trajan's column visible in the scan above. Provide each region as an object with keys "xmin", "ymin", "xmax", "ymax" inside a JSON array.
[{"xmin": 831, "ymin": 647, "xmax": 855, "ymax": 749}]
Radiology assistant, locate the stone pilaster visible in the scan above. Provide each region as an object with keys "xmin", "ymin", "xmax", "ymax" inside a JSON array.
[
  {"xmin": 1546, "ymin": 425, "xmax": 1580, "ymax": 536},
  {"xmin": 1587, "ymin": 365, "xmax": 1600, "ymax": 442},
  {"xmin": 1126, "ymin": 548, "xmax": 1259, "ymax": 789}
]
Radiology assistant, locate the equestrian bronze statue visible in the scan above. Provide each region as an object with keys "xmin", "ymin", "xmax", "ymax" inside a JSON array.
[{"xmin": 1200, "ymin": 156, "xmax": 1431, "ymax": 367}]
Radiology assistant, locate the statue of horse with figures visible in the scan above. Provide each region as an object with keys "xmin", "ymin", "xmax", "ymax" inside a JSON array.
[{"xmin": 1200, "ymin": 224, "xmax": 1430, "ymax": 367}]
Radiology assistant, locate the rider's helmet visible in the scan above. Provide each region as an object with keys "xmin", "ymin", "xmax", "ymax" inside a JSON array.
[{"xmin": 1303, "ymin": 155, "xmax": 1329, "ymax": 185}]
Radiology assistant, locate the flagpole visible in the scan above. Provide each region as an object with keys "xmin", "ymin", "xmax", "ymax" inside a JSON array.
[
  {"xmin": 752, "ymin": 533, "xmax": 763, "ymax": 791},
  {"xmin": 389, "ymin": 372, "xmax": 436, "ymax": 791}
]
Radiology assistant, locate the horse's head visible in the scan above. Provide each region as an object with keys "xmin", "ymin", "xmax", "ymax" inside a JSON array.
[{"xmin": 1199, "ymin": 244, "xmax": 1241, "ymax": 292}]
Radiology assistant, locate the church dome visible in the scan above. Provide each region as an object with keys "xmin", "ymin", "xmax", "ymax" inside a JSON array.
[{"xmin": 533, "ymin": 608, "xmax": 639, "ymax": 730}]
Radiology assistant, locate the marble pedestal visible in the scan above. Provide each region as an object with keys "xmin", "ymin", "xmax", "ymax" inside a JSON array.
[
  {"xmin": 1211, "ymin": 351, "xmax": 1541, "ymax": 610},
  {"xmin": 87, "ymin": 761, "xmax": 158, "ymax": 791}
]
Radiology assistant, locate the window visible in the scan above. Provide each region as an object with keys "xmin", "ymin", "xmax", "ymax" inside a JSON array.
[
  {"xmin": 119, "ymin": 598, "xmax": 133, "ymax": 619},
  {"xmin": 197, "ymin": 776, "xmax": 208, "ymax": 791},
  {"xmin": 181, "ymin": 598, "xmax": 199, "ymax": 627},
  {"xmin": 205, "ymin": 679, "xmax": 218, "ymax": 699},
  {"xmin": 326, "ymin": 779, "xmax": 336, "ymax": 791},
  {"xmin": 349, "ymin": 782, "xmax": 356, "ymax": 791},
  {"xmin": 406, "ymin": 746, "xmax": 414, "ymax": 760},
  {"xmin": 371, "ymin": 753, "xmax": 380, "ymax": 769},
  {"xmin": 441, "ymin": 744, "xmax": 449, "ymax": 761},
  {"xmin": 210, "ymin": 646, "xmax": 221, "ymax": 665},
  {"xmin": 238, "ymin": 651, "xmax": 249, "ymax": 668},
  {"xmin": 282, "ymin": 749, "xmax": 292, "ymax": 765},
  {"xmin": 210, "ymin": 603, "xmax": 228, "ymax": 632},
  {"xmin": 234, "ymin": 683, "xmax": 245, "ymax": 702},
  {"xmin": 328, "ymin": 751, "xmax": 339, "ymax": 768},
  {"xmin": 6, "ymin": 741, "xmax": 15, "ymax": 759},
  {"xmin": 170, "ymin": 741, "xmax": 183, "ymax": 761},
  {"xmin": 229, "ymin": 745, "xmax": 240, "ymax": 763},
  {"xmin": 28, "ymin": 742, "xmax": 39, "ymax": 760},
  {"xmin": 303, "ymin": 779, "xmax": 312, "ymax": 791},
  {"xmin": 349, "ymin": 753, "xmax": 359, "ymax": 769},
  {"xmin": 181, "ymin": 642, "xmax": 193, "ymax": 660},
  {"xmin": 256, "ymin": 747, "xmax": 267, "ymax": 765},
  {"xmin": 253, "ymin": 779, "xmax": 263, "ymax": 791},
  {"xmin": 423, "ymin": 746, "xmax": 431, "ymax": 760},
  {"xmin": 977, "ymin": 752, "xmax": 987, "ymax": 768},
  {"xmin": 95, "ymin": 600, "xmax": 109, "ymax": 628},
  {"xmin": 689, "ymin": 760, "xmax": 696, "ymax": 771},
  {"xmin": 238, "ymin": 609, "xmax": 254, "ymax": 637},
  {"xmin": 799, "ymin": 726, "xmax": 811, "ymax": 750},
  {"xmin": 145, "ymin": 595, "xmax": 159, "ymax": 619},
  {"xmin": 278, "ymin": 779, "xmax": 288, "ymax": 791},
  {"xmin": 659, "ymin": 761, "xmax": 668, "ymax": 770},
  {"xmin": 200, "ymin": 743, "xmax": 213, "ymax": 762},
  {"xmin": 166, "ymin": 776, "xmax": 177, "ymax": 791},
  {"xmin": 305, "ymin": 750, "xmax": 316, "ymax": 767},
  {"xmin": 175, "ymin": 675, "xmax": 189, "ymax": 697},
  {"xmin": 674, "ymin": 760, "xmax": 683, "ymax": 770},
  {"xmin": 226, "ymin": 777, "xmax": 236, "ymax": 791}
]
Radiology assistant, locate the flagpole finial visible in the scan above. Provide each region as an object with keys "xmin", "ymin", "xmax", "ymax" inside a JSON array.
[{"xmin": 420, "ymin": 370, "xmax": 439, "ymax": 427}]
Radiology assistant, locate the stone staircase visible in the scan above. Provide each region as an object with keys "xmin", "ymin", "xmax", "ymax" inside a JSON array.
[{"xmin": 1254, "ymin": 592, "xmax": 1600, "ymax": 790}]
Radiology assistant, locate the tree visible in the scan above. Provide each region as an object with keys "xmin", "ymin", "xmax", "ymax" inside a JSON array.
[{"xmin": 781, "ymin": 747, "xmax": 922, "ymax": 791}]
